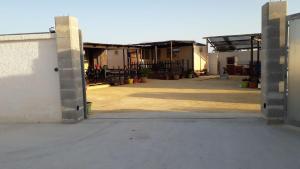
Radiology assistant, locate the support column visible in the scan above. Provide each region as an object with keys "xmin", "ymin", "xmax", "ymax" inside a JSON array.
[
  {"xmin": 170, "ymin": 41, "xmax": 173, "ymax": 62},
  {"xmin": 261, "ymin": 1, "xmax": 287, "ymax": 124},
  {"xmin": 136, "ymin": 49, "xmax": 139, "ymax": 69},
  {"xmin": 206, "ymin": 39, "xmax": 210, "ymax": 73},
  {"xmin": 170, "ymin": 41, "xmax": 173, "ymax": 70},
  {"xmin": 250, "ymin": 36, "xmax": 254, "ymax": 78},
  {"xmin": 257, "ymin": 41, "xmax": 260, "ymax": 62},
  {"xmin": 55, "ymin": 16, "xmax": 85, "ymax": 123},
  {"xmin": 155, "ymin": 46, "xmax": 158, "ymax": 63},
  {"xmin": 123, "ymin": 49, "xmax": 125, "ymax": 69}
]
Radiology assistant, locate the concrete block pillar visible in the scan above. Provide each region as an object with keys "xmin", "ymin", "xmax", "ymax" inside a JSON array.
[
  {"xmin": 287, "ymin": 16, "xmax": 300, "ymax": 126},
  {"xmin": 261, "ymin": 2, "xmax": 287, "ymax": 124},
  {"xmin": 55, "ymin": 16, "xmax": 85, "ymax": 123}
]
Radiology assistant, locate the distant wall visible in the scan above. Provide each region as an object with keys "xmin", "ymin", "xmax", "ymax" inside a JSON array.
[
  {"xmin": 194, "ymin": 45, "xmax": 208, "ymax": 72},
  {"xmin": 208, "ymin": 53, "xmax": 219, "ymax": 75},
  {"xmin": 0, "ymin": 33, "xmax": 62, "ymax": 123}
]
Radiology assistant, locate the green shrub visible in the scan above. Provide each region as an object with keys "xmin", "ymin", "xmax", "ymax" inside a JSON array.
[{"xmin": 140, "ymin": 68, "xmax": 151, "ymax": 77}]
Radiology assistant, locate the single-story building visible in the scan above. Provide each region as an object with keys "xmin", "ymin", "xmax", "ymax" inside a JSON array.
[
  {"xmin": 83, "ymin": 43, "xmax": 142, "ymax": 70},
  {"xmin": 83, "ymin": 40, "xmax": 208, "ymax": 74},
  {"xmin": 137, "ymin": 40, "xmax": 208, "ymax": 74}
]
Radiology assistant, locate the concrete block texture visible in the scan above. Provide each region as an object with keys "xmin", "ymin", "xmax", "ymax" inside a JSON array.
[
  {"xmin": 55, "ymin": 16, "xmax": 84, "ymax": 123},
  {"xmin": 261, "ymin": 1, "xmax": 287, "ymax": 123},
  {"xmin": 287, "ymin": 18, "xmax": 300, "ymax": 126}
]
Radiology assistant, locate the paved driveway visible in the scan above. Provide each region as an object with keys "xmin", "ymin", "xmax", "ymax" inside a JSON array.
[
  {"xmin": 0, "ymin": 118, "xmax": 300, "ymax": 169},
  {"xmin": 87, "ymin": 76, "xmax": 261, "ymax": 116}
]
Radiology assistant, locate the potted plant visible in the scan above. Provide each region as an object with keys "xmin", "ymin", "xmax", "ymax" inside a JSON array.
[
  {"xmin": 240, "ymin": 78, "xmax": 249, "ymax": 88},
  {"xmin": 173, "ymin": 73, "xmax": 180, "ymax": 80},
  {"xmin": 140, "ymin": 68, "xmax": 151, "ymax": 83},
  {"xmin": 127, "ymin": 76, "xmax": 134, "ymax": 84},
  {"xmin": 86, "ymin": 102, "xmax": 92, "ymax": 117},
  {"xmin": 201, "ymin": 69, "xmax": 208, "ymax": 76},
  {"xmin": 164, "ymin": 72, "xmax": 170, "ymax": 80},
  {"xmin": 119, "ymin": 76, "xmax": 125, "ymax": 85},
  {"xmin": 187, "ymin": 69, "xmax": 194, "ymax": 79},
  {"xmin": 133, "ymin": 76, "xmax": 139, "ymax": 83}
]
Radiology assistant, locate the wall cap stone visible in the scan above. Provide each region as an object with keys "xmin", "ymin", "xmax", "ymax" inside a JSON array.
[{"xmin": 0, "ymin": 32, "xmax": 55, "ymax": 42}]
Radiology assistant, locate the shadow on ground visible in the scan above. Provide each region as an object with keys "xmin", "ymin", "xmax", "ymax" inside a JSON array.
[{"xmin": 129, "ymin": 92, "xmax": 260, "ymax": 104}]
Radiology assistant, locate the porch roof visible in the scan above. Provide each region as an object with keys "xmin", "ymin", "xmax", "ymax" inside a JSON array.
[
  {"xmin": 135, "ymin": 40, "xmax": 205, "ymax": 48},
  {"xmin": 83, "ymin": 42, "xmax": 141, "ymax": 50},
  {"xmin": 204, "ymin": 33, "xmax": 261, "ymax": 52}
]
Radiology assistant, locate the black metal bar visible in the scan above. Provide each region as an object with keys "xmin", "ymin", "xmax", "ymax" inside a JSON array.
[
  {"xmin": 136, "ymin": 49, "xmax": 139, "ymax": 70},
  {"xmin": 123, "ymin": 49, "xmax": 125, "ymax": 70},
  {"xmin": 250, "ymin": 36, "xmax": 254, "ymax": 77},
  {"xmin": 257, "ymin": 40, "xmax": 260, "ymax": 62}
]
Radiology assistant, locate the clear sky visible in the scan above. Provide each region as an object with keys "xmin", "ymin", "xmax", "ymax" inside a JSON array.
[{"xmin": 0, "ymin": 0, "xmax": 299, "ymax": 44}]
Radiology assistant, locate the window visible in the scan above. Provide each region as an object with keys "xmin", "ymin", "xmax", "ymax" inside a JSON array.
[
  {"xmin": 167, "ymin": 48, "xmax": 180, "ymax": 58},
  {"xmin": 227, "ymin": 57, "xmax": 235, "ymax": 65}
]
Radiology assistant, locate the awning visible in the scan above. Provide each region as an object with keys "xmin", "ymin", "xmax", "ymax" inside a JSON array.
[{"xmin": 204, "ymin": 33, "xmax": 261, "ymax": 52}]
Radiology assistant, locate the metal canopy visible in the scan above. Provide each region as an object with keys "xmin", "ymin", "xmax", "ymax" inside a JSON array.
[
  {"xmin": 136, "ymin": 40, "xmax": 205, "ymax": 48},
  {"xmin": 204, "ymin": 33, "xmax": 261, "ymax": 52}
]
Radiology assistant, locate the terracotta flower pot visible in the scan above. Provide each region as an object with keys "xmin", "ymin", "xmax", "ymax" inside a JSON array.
[
  {"xmin": 141, "ymin": 77, "xmax": 148, "ymax": 83},
  {"xmin": 249, "ymin": 82, "xmax": 258, "ymax": 88},
  {"xmin": 133, "ymin": 78, "xmax": 139, "ymax": 84},
  {"xmin": 165, "ymin": 74, "xmax": 170, "ymax": 80},
  {"xmin": 173, "ymin": 75, "xmax": 180, "ymax": 80}
]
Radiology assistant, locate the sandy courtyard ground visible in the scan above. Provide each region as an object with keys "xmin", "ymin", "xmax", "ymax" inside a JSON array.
[{"xmin": 87, "ymin": 76, "xmax": 261, "ymax": 116}]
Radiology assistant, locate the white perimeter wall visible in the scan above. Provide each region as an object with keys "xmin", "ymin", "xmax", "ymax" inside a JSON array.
[
  {"xmin": 0, "ymin": 34, "xmax": 62, "ymax": 123},
  {"xmin": 208, "ymin": 50, "xmax": 258, "ymax": 75}
]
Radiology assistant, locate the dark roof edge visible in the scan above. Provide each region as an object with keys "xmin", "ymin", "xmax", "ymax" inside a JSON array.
[
  {"xmin": 288, "ymin": 13, "xmax": 300, "ymax": 21},
  {"xmin": 203, "ymin": 33, "xmax": 261, "ymax": 39},
  {"xmin": 83, "ymin": 42, "xmax": 140, "ymax": 48},
  {"xmin": 134, "ymin": 40, "xmax": 205, "ymax": 46},
  {"xmin": 84, "ymin": 40, "xmax": 206, "ymax": 48}
]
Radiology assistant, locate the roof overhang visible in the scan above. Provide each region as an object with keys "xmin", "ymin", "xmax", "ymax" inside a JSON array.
[{"xmin": 83, "ymin": 42, "xmax": 141, "ymax": 50}]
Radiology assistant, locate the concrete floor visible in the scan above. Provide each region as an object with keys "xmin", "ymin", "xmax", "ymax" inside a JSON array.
[
  {"xmin": 87, "ymin": 76, "xmax": 261, "ymax": 116},
  {"xmin": 2, "ymin": 77, "xmax": 294, "ymax": 169},
  {"xmin": 0, "ymin": 118, "xmax": 300, "ymax": 169}
]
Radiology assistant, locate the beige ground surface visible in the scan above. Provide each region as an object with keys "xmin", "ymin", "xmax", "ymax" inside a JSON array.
[{"xmin": 87, "ymin": 76, "xmax": 261, "ymax": 116}]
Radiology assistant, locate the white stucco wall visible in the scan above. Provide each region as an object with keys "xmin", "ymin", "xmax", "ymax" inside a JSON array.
[
  {"xmin": 208, "ymin": 50, "xmax": 258, "ymax": 75},
  {"xmin": 208, "ymin": 53, "xmax": 219, "ymax": 75},
  {"xmin": 194, "ymin": 45, "xmax": 208, "ymax": 72},
  {"xmin": 0, "ymin": 33, "xmax": 62, "ymax": 123}
]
